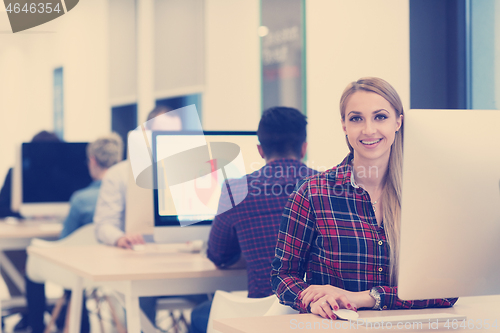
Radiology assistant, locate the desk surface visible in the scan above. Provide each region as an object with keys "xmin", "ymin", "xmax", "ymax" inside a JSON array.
[
  {"xmin": 28, "ymin": 244, "xmax": 247, "ymax": 282},
  {"xmin": 214, "ymin": 295, "xmax": 500, "ymax": 333},
  {"xmin": 0, "ymin": 219, "xmax": 62, "ymax": 239}
]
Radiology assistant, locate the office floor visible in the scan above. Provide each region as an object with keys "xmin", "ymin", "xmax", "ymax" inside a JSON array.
[{"xmin": 1, "ymin": 279, "xmax": 191, "ymax": 333}]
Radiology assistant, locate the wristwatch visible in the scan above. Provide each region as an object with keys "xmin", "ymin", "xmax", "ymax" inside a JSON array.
[{"xmin": 369, "ymin": 287, "xmax": 381, "ymax": 310}]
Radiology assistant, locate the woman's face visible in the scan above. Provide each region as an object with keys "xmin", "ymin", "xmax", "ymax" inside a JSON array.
[{"xmin": 342, "ymin": 91, "xmax": 402, "ymax": 165}]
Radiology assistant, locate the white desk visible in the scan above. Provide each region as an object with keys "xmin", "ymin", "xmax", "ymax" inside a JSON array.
[
  {"xmin": 0, "ymin": 218, "xmax": 62, "ymax": 250},
  {"xmin": 214, "ymin": 295, "xmax": 500, "ymax": 332},
  {"xmin": 27, "ymin": 244, "xmax": 248, "ymax": 333},
  {"xmin": 0, "ymin": 219, "xmax": 62, "ymax": 333}
]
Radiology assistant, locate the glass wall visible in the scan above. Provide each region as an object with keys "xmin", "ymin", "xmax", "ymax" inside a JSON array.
[{"xmin": 470, "ymin": 0, "xmax": 499, "ymax": 109}]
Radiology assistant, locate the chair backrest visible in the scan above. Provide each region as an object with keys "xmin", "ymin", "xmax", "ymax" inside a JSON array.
[
  {"xmin": 30, "ymin": 223, "xmax": 99, "ymax": 248},
  {"xmin": 263, "ymin": 297, "xmax": 299, "ymax": 316},
  {"xmin": 207, "ymin": 291, "xmax": 278, "ymax": 333},
  {"xmin": 26, "ymin": 224, "xmax": 98, "ymax": 285}
]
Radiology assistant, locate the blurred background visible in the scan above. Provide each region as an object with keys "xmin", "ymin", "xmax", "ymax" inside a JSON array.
[{"xmin": 0, "ymin": 0, "xmax": 498, "ymax": 183}]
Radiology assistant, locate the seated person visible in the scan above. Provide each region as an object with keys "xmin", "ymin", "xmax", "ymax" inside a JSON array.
[
  {"xmin": 94, "ymin": 106, "xmax": 207, "ymax": 326},
  {"xmin": 27, "ymin": 133, "xmax": 123, "ymax": 333},
  {"xmin": 0, "ymin": 131, "xmax": 61, "ymax": 331},
  {"xmin": 94, "ymin": 105, "xmax": 181, "ymax": 248},
  {"xmin": 190, "ymin": 106, "xmax": 318, "ymax": 333},
  {"xmin": 271, "ymin": 77, "xmax": 458, "ymax": 319}
]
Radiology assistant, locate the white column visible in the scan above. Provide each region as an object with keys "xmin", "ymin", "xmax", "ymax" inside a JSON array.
[{"xmin": 136, "ymin": 0, "xmax": 156, "ymax": 123}]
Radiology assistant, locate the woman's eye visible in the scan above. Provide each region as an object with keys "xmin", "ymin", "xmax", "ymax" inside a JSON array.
[
  {"xmin": 349, "ymin": 116, "xmax": 362, "ymax": 122},
  {"xmin": 375, "ymin": 114, "xmax": 388, "ymax": 120}
]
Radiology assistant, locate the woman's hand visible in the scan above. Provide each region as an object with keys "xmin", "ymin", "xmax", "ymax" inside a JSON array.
[
  {"xmin": 300, "ymin": 285, "xmax": 375, "ymax": 315},
  {"xmin": 309, "ymin": 296, "xmax": 342, "ymax": 320},
  {"xmin": 116, "ymin": 233, "xmax": 145, "ymax": 249},
  {"xmin": 300, "ymin": 285, "xmax": 357, "ymax": 313}
]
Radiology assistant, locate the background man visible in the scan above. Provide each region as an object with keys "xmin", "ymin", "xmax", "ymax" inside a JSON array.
[
  {"xmin": 191, "ymin": 106, "xmax": 318, "ymax": 333},
  {"xmin": 27, "ymin": 133, "xmax": 124, "ymax": 333}
]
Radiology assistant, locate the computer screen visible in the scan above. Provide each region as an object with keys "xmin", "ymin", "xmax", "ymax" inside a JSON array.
[
  {"xmin": 397, "ymin": 109, "xmax": 500, "ymax": 300},
  {"xmin": 152, "ymin": 131, "xmax": 263, "ymax": 243},
  {"xmin": 12, "ymin": 142, "xmax": 92, "ymax": 217}
]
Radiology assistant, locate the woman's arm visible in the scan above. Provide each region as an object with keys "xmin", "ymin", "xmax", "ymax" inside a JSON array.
[
  {"xmin": 271, "ymin": 178, "xmax": 316, "ymax": 313},
  {"xmin": 300, "ymin": 284, "xmax": 457, "ymax": 318},
  {"xmin": 371, "ymin": 286, "xmax": 458, "ymax": 310}
]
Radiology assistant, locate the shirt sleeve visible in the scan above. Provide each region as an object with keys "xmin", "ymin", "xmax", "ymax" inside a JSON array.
[
  {"xmin": 271, "ymin": 178, "xmax": 316, "ymax": 313},
  {"xmin": 207, "ymin": 180, "xmax": 241, "ymax": 268},
  {"xmin": 94, "ymin": 165, "xmax": 127, "ymax": 246},
  {"xmin": 373, "ymin": 286, "xmax": 458, "ymax": 310},
  {"xmin": 60, "ymin": 193, "xmax": 83, "ymax": 239}
]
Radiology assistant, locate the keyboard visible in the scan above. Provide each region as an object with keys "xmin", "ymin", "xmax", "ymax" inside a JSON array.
[{"xmin": 131, "ymin": 240, "xmax": 204, "ymax": 254}]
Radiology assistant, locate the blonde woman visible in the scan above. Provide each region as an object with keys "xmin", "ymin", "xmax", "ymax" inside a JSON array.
[{"xmin": 271, "ymin": 77, "xmax": 457, "ymax": 319}]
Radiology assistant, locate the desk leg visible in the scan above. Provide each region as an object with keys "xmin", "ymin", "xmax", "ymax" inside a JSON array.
[
  {"xmin": 67, "ymin": 277, "xmax": 83, "ymax": 333},
  {"xmin": 125, "ymin": 282, "xmax": 141, "ymax": 333}
]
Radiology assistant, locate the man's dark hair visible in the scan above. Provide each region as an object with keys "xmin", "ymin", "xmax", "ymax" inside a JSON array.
[
  {"xmin": 31, "ymin": 131, "xmax": 61, "ymax": 142},
  {"xmin": 146, "ymin": 105, "xmax": 173, "ymax": 122},
  {"xmin": 257, "ymin": 106, "xmax": 307, "ymax": 159}
]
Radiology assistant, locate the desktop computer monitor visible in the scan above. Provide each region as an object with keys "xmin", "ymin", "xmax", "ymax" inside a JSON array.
[
  {"xmin": 152, "ymin": 131, "xmax": 264, "ymax": 243},
  {"xmin": 11, "ymin": 142, "xmax": 92, "ymax": 217},
  {"xmin": 398, "ymin": 109, "xmax": 500, "ymax": 300}
]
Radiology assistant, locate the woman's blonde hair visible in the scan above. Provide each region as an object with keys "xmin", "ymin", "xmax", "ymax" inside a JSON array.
[
  {"xmin": 339, "ymin": 77, "xmax": 404, "ymax": 285},
  {"xmin": 87, "ymin": 133, "xmax": 124, "ymax": 169}
]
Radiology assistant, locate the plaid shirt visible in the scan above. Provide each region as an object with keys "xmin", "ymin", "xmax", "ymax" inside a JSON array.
[
  {"xmin": 207, "ymin": 159, "xmax": 317, "ymax": 298},
  {"xmin": 271, "ymin": 154, "xmax": 458, "ymax": 312}
]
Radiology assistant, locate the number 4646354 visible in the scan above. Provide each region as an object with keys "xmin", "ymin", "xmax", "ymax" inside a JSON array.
[{"xmin": 5, "ymin": 3, "xmax": 61, "ymax": 14}]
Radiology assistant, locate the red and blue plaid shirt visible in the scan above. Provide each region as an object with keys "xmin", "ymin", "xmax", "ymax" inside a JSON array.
[
  {"xmin": 207, "ymin": 159, "xmax": 317, "ymax": 298},
  {"xmin": 271, "ymin": 154, "xmax": 458, "ymax": 312}
]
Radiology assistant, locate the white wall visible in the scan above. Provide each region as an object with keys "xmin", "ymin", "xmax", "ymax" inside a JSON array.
[
  {"xmin": 0, "ymin": 0, "xmax": 110, "ymax": 180},
  {"xmin": 497, "ymin": 1, "xmax": 500, "ymax": 109},
  {"xmin": 306, "ymin": 0, "xmax": 410, "ymax": 171},
  {"xmin": 0, "ymin": 12, "xmax": 58, "ymax": 181},
  {"xmin": 154, "ymin": 0, "xmax": 204, "ymax": 99},
  {"xmin": 0, "ymin": 0, "xmax": 411, "ymax": 180},
  {"xmin": 109, "ymin": 0, "xmax": 136, "ymax": 106},
  {"xmin": 203, "ymin": 0, "xmax": 261, "ymax": 131},
  {"xmin": 56, "ymin": 0, "xmax": 110, "ymax": 142}
]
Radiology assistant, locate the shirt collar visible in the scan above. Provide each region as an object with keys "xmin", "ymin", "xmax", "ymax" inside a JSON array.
[
  {"xmin": 265, "ymin": 158, "xmax": 306, "ymax": 168},
  {"xmin": 89, "ymin": 180, "xmax": 102, "ymax": 188},
  {"xmin": 329, "ymin": 153, "xmax": 357, "ymax": 187}
]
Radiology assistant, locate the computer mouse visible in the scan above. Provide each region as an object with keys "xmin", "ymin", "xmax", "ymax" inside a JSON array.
[{"xmin": 332, "ymin": 309, "xmax": 359, "ymax": 321}]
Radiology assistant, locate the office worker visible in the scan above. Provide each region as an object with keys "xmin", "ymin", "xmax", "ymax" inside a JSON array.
[
  {"xmin": 60, "ymin": 133, "xmax": 124, "ymax": 238},
  {"xmin": 26, "ymin": 133, "xmax": 123, "ymax": 333},
  {"xmin": 93, "ymin": 106, "xmax": 195, "ymax": 326},
  {"xmin": 0, "ymin": 131, "xmax": 61, "ymax": 331},
  {"xmin": 94, "ymin": 105, "xmax": 181, "ymax": 248},
  {"xmin": 190, "ymin": 107, "xmax": 318, "ymax": 333},
  {"xmin": 271, "ymin": 77, "xmax": 458, "ymax": 320}
]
